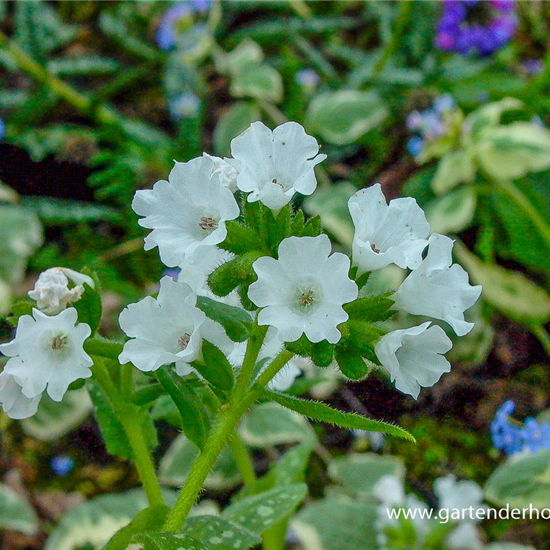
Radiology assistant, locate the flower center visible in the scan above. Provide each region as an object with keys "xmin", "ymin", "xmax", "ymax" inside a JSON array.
[
  {"xmin": 178, "ymin": 333, "xmax": 191, "ymax": 350},
  {"xmin": 271, "ymin": 178, "xmax": 286, "ymax": 190},
  {"xmin": 370, "ymin": 243, "xmax": 380, "ymax": 254},
  {"xmin": 51, "ymin": 333, "xmax": 69, "ymax": 351},
  {"xmin": 293, "ymin": 282, "xmax": 321, "ymax": 312},
  {"xmin": 199, "ymin": 216, "xmax": 218, "ymax": 231}
]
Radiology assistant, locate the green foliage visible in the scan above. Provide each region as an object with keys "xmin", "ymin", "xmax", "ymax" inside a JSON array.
[
  {"xmin": 128, "ymin": 533, "xmax": 210, "ymax": 550},
  {"xmin": 214, "ymin": 102, "xmax": 261, "ymax": 157},
  {"xmin": 73, "ymin": 269, "xmax": 102, "ymax": 335},
  {"xmin": 195, "ymin": 340, "xmax": 235, "ymax": 391},
  {"xmin": 0, "ymin": 483, "xmax": 39, "ymax": 535},
  {"xmin": 196, "ymin": 296, "xmax": 253, "ymax": 342},
  {"xmin": 484, "ymin": 450, "xmax": 550, "ymax": 510},
  {"xmin": 183, "ymin": 516, "xmax": 261, "ymax": 550},
  {"xmin": 263, "ymin": 389, "xmax": 415, "ymax": 441}
]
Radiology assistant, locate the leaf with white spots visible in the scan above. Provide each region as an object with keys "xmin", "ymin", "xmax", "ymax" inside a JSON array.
[
  {"xmin": 130, "ymin": 532, "xmax": 212, "ymax": 550},
  {"xmin": 222, "ymin": 484, "xmax": 307, "ymax": 535},
  {"xmin": 0, "ymin": 483, "xmax": 39, "ymax": 535},
  {"xmin": 183, "ymin": 515, "xmax": 261, "ymax": 550}
]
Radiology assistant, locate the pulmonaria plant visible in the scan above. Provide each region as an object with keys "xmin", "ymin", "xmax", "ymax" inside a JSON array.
[{"xmin": 0, "ymin": 120, "xmax": 481, "ymax": 547}]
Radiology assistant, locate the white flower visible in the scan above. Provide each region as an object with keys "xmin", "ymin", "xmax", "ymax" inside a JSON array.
[
  {"xmin": 375, "ymin": 322, "xmax": 452, "ymax": 399},
  {"xmin": 349, "ymin": 184, "xmax": 431, "ymax": 273},
  {"xmin": 373, "ymin": 475, "xmax": 406, "ymax": 508},
  {"xmin": 178, "ymin": 246, "xmax": 240, "ymax": 307},
  {"xmin": 28, "ymin": 267, "xmax": 94, "ymax": 315},
  {"xmin": 132, "ymin": 155, "xmax": 240, "ymax": 267},
  {"xmin": 392, "ymin": 235, "xmax": 482, "ymax": 336},
  {"xmin": 434, "ymin": 475, "xmax": 485, "ymax": 523},
  {"xmin": 119, "ymin": 276, "xmax": 206, "ymax": 372},
  {"xmin": 446, "ymin": 523, "xmax": 483, "ymax": 550},
  {"xmin": 0, "ymin": 308, "xmax": 92, "ymax": 401},
  {"xmin": 230, "ymin": 121, "xmax": 327, "ymax": 210},
  {"xmin": 203, "ymin": 153, "xmax": 239, "ymax": 192},
  {"xmin": 0, "ymin": 371, "xmax": 41, "ymax": 419},
  {"xmin": 248, "ymin": 235, "xmax": 358, "ymax": 344}
]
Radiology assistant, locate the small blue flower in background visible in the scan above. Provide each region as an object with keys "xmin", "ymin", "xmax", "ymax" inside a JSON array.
[
  {"xmin": 491, "ymin": 400, "xmax": 550, "ymax": 456},
  {"xmin": 296, "ymin": 69, "xmax": 320, "ymax": 93},
  {"xmin": 169, "ymin": 92, "xmax": 201, "ymax": 121},
  {"xmin": 51, "ymin": 455, "xmax": 75, "ymax": 477},
  {"xmin": 156, "ymin": 1, "xmax": 211, "ymax": 51},
  {"xmin": 405, "ymin": 94, "xmax": 456, "ymax": 159},
  {"xmin": 0, "ymin": 118, "xmax": 5, "ymax": 142},
  {"xmin": 435, "ymin": 0, "xmax": 517, "ymax": 57},
  {"xmin": 522, "ymin": 59, "xmax": 544, "ymax": 75},
  {"xmin": 163, "ymin": 267, "xmax": 181, "ymax": 281}
]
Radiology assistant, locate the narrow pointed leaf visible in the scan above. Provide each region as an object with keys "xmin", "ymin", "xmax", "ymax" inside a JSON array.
[
  {"xmin": 195, "ymin": 341, "xmax": 235, "ymax": 391},
  {"xmin": 196, "ymin": 297, "xmax": 253, "ymax": 342}
]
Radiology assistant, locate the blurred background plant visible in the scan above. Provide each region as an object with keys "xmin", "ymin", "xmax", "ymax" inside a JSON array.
[{"xmin": 2, "ymin": 1, "xmax": 550, "ymax": 549}]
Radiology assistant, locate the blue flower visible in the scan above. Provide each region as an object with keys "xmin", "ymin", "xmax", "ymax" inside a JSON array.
[
  {"xmin": 169, "ymin": 92, "xmax": 201, "ymax": 120},
  {"xmin": 51, "ymin": 455, "xmax": 74, "ymax": 477},
  {"xmin": 406, "ymin": 136, "xmax": 424, "ymax": 158},
  {"xmin": 0, "ymin": 118, "xmax": 5, "ymax": 142},
  {"xmin": 156, "ymin": 1, "xmax": 210, "ymax": 51},
  {"xmin": 491, "ymin": 401, "xmax": 550, "ymax": 456},
  {"xmin": 296, "ymin": 69, "xmax": 320, "ymax": 92}
]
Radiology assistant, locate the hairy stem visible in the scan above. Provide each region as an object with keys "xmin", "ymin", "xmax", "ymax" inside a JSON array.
[
  {"xmin": 163, "ymin": 348, "xmax": 294, "ymax": 532},
  {"xmin": 228, "ymin": 431, "xmax": 257, "ymax": 485},
  {"xmin": 91, "ymin": 358, "xmax": 164, "ymax": 507}
]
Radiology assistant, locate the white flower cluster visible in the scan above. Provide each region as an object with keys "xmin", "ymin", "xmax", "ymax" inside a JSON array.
[
  {"xmin": 0, "ymin": 120, "xmax": 482, "ymax": 419},
  {"xmin": 374, "ymin": 473, "xmax": 486, "ymax": 550}
]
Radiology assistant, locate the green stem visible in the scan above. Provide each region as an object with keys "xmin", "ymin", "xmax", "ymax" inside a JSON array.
[
  {"xmin": 371, "ymin": 1, "xmax": 413, "ymax": 78},
  {"xmin": 233, "ymin": 322, "xmax": 267, "ymax": 398},
  {"xmin": 91, "ymin": 358, "xmax": 164, "ymax": 507},
  {"xmin": 84, "ymin": 338, "xmax": 124, "ymax": 360},
  {"xmin": 494, "ymin": 179, "xmax": 550, "ymax": 252},
  {"xmin": 530, "ymin": 325, "xmax": 550, "ymax": 358},
  {"xmin": 162, "ymin": 349, "xmax": 294, "ymax": 532},
  {"xmin": 228, "ymin": 432, "xmax": 257, "ymax": 485}
]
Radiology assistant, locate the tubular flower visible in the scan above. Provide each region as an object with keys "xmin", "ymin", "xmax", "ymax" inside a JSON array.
[
  {"xmin": 375, "ymin": 322, "xmax": 452, "ymax": 399},
  {"xmin": 132, "ymin": 155, "xmax": 240, "ymax": 267},
  {"xmin": 230, "ymin": 121, "xmax": 326, "ymax": 210},
  {"xmin": 392, "ymin": 234, "xmax": 482, "ymax": 336},
  {"xmin": 0, "ymin": 371, "xmax": 41, "ymax": 419},
  {"xmin": 0, "ymin": 308, "xmax": 92, "ymax": 401},
  {"xmin": 349, "ymin": 183, "xmax": 431, "ymax": 273},
  {"xmin": 248, "ymin": 235, "xmax": 358, "ymax": 344}
]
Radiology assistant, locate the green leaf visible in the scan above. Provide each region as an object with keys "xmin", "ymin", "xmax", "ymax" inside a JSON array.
[
  {"xmin": 454, "ymin": 242, "xmax": 550, "ymax": 325},
  {"xmin": 196, "ymin": 341, "xmax": 235, "ymax": 391},
  {"xmin": 476, "ymin": 122, "xmax": 550, "ymax": 181},
  {"xmin": 263, "ymin": 390, "xmax": 414, "ymax": 442},
  {"xmin": 214, "ymin": 102, "xmax": 261, "ymax": 157},
  {"xmin": 7, "ymin": 300, "xmax": 34, "ymax": 327},
  {"xmin": 48, "ymin": 56, "xmax": 120, "ymax": 76},
  {"xmin": 305, "ymin": 91, "xmax": 388, "ymax": 145},
  {"xmin": 0, "ymin": 483, "xmax": 39, "ymax": 535},
  {"xmin": 224, "ymin": 39, "xmax": 264, "ymax": 75},
  {"xmin": 485, "ymin": 545, "xmax": 536, "ymax": 550},
  {"xmin": 88, "ymin": 379, "xmax": 157, "ymax": 460},
  {"xmin": 303, "ymin": 183, "xmax": 355, "ymax": 247},
  {"xmin": 183, "ymin": 515, "xmax": 261, "ymax": 550},
  {"xmin": 484, "ymin": 450, "xmax": 550, "ymax": 510},
  {"xmin": 231, "ymin": 64, "xmax": 283, "ymax": 104},
  {"xmin": 22, "ymin": 388, "xmax": 92, "ymax": 441},
  {"xmin": 0, "ymin": 205, "xmax": 43, "ymax": 286},
  {"xmin": 334, "ymin": 351, "xmax": 370, "ymax": 381},
  {"xmin": 328, "ymin": 452, "xmax": 404, "ymax": 499},
  {"xmin": 103, "ymin": 505, "xmax": 171, "ymax": 550},
  {"xmin": 432, "ymin": 149, "xmax": 476, "ymax": 195},
  {"xmin": 223, "ymin": 484, "xmax": 308, "ymax": 535},
  {"xmin": 463, "ymin": 98, "xmax": 523, "ymax": 137},
  {"xmin": 238, "ymin": 402, "xmax": 315, "ymax": 448},
  {"xmin": 155, "ymin": 369, "xmax": 210, "ymax": 450},
  {"xmin": 219, "ymin": 221, "xmax": 264, "ymax": 255},
  {"xmin": 159, "ymin": 435, "xmax": 241, "ymax": 491},
  {"xmin": 45, "ymin": 489, "xmax": 175, "ymax": 550},
  {"xmin": 424, "ymin": 186, "xmax": 476, "ymax": 235},
  {"xmin": 196, "ymin": 297, "xmax": 253, "ymax": 343},
  {"xmin": 292, "ymin": 496, "xmax": 379, "ymax": 550},
  {"xmin": 73, "ymin": 270, "xmax": 102, "ymax": 335},
  {"xmin": 343, "ymin": 293, "xmax": 394, "ymax": 323},
  {"xmin": 130, "ymin": 533, "xmax": 211, "ymax": 550}
]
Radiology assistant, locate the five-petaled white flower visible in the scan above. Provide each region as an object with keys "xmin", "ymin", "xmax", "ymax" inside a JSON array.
[
  {"xmin": 375, "ymin": 322, "xmax": 452, "ymax": 399},
  {"xmin": 230, "ymin": 121, "xmax": 327, "ymax": 210},
  {"xmin": 0, "ymin": 308, "xmax": 92, "ymax": 402},
  {"xmin": 119, "ymin": 276, "xmax": 206, "ymax": 372},
  {"xmin": 132, "ymin": 155, "xmax": 240, "ymax": 267},
  {"xmin": 28, "ymin": 267, "xmax": 94, "ymax": 315},
  {"xmin": 392, "ymin": 234, "xmax": 482, "ymax": 336},
  {"xmin": 248, "ymin": 235, "xmax": 358, "ymax": 344},
  {"xmin": 0, "ymin": 371, "xmax": 41, "ymax": 419},
  {"xmin": 349, "ymin": 184, "xmax": 431, "ymax": 273}
]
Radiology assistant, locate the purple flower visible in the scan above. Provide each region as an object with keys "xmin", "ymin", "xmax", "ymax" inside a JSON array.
[
  {"xmin": 156, "ymin": 1, "xmax": 211, "ymax": 51},
  {"xmin": 522, "ymin": 418, "xmax": 550, "ymax": 453},
  {"xmin": 296, "ymin": 69, "xmax": 320, "ymax": 91},
  {"xmin": 435, "ymin": 1, "xmax": 517, "ymax": 57}
]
